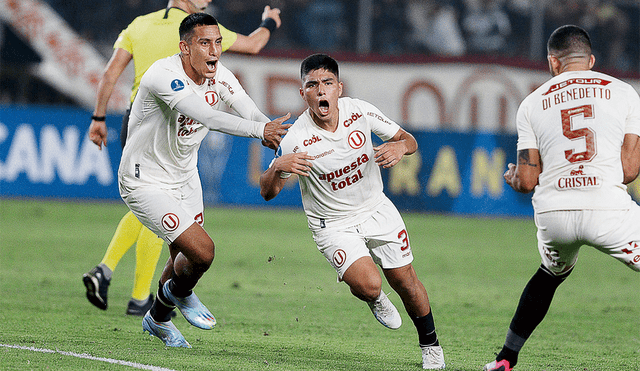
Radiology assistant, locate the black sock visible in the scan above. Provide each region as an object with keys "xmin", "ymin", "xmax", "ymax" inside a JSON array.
[
  {"xmin": 500, "ymin": 266, "xmax": 571, "ymax": 367},
  {"xmin": 496, "ymin": 345, "xmax": 520, "ymax": 367},
  {"xmin": 150, "ymin": 281, "xmax": 175, "ymax": 322},
  {"xmin": 168, "ymin": 273, "xmax": 196, "ymax": 298},
  {"xmin": 412, "ymin": 310, "xmax": 439, "ymax": 347}
]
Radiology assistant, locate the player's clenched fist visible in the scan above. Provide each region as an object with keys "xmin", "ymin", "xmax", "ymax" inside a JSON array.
[{"xmin": 89, "ymin": 120, "xmax": 108, "ymax": 150}]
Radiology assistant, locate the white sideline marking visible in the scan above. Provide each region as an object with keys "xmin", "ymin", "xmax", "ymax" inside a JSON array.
[{"xmin": 0, "ymin": 343, "xmax": 177, "ymax": 371}]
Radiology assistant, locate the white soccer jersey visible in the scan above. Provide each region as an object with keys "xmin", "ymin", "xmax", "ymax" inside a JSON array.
[
  {"xmin": 276, "ymin": 97, "xmax": 401, "ymax": 229},
  {"xmin": 119, "ymin": 54, "xmax": 264, "ymax": 189},
  {"xmin": 516, "ymin": 70, "xmax": 640, "ymax": 212}
]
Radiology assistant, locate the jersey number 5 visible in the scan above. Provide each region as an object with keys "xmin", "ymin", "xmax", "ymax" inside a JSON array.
[{"xmin": 561, "ymin": 104, "xmax": 596, "ymax": 163}]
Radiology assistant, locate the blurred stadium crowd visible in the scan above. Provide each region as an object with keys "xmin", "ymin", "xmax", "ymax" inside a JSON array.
[{"xmin": 1, "ymin": 0, "xmax": 639, "ymax": 106}]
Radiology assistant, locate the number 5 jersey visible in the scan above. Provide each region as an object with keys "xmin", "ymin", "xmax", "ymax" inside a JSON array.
[{"xmin": 516, "ymin": 70, "xmax": 640, "ymax": 212}]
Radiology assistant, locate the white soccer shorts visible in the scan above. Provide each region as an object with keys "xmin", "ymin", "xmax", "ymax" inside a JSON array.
[
  {"xmin": 312, "ymin": 198, "xmax": 414, "ymax": 280},
  {"xmin": 119, "ymin": 175, "xmax": 204, "ymax": 244},
  {"xmin": 535, "ymin": 205, "xmax": 640, "ymax": 275}
]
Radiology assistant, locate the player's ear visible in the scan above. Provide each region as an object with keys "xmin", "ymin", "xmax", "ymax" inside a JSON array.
[
  {"xmin": 588, "ymin": 54, "xmax": 595, "ymax": 69},
  {"xmin": 179, "ymin": 40, "xmax": 190, "ymax": 55},
  {"xmin": 547, "ymin": 55, "xmax": 561, "ymax": 76},
  {"xmin": 338, "ymin": 81, "xmax": 343, "ymax": 97}
]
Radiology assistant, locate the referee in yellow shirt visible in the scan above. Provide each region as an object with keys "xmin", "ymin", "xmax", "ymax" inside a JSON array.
[{"xmin": 83, "ymin": 0, "xmax": 281, "ymax": 316}]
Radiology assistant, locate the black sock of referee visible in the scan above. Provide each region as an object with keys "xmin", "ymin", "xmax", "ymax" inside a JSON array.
[
  {"xmin": 149, "ymin": 280, "xmax": 175, "ymax": 322},
  {"xmin": 412, "ymin": 310, "xmax": 439, "ymax": 347}
]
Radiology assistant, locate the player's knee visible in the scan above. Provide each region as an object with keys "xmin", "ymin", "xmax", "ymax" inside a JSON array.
[
  {"xmin": 196, "ymin": 240, "xmax": 215, "ymax": 267},
  {"xmin": 350, "ymin": 279, "xmax": 382, "ymax": 302}
]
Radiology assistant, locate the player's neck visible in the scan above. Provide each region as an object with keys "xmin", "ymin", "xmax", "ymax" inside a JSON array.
[
  {"xmin": 310, "ymin": 112, "xmax": 339, "ymax": 133},
  {"xmin": 180, "ymin": 55, "xmax": 206, "ymax": 85}
]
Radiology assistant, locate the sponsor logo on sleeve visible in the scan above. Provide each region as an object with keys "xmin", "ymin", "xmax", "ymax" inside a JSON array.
[{"xmin": 171, "ymin": 79, "xmax": 185, "ymax": 92}]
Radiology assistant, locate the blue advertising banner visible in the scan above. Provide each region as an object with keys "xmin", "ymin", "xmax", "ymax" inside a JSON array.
[
  {"xmin": 0, "ymin": 105, "xmax": 122, "ymax": 200},
  {"xmin": 19, "ymin": 104, "xmax": 640, "ymax": 217}
]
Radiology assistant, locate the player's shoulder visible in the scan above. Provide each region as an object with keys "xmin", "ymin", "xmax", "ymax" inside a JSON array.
[
  {"xmin": 289, "ymin": 111, "xmax": 312, "ymax": 133},
  {"xmin": 283, "ymin": 111, "xmax": 320, "ymax": 143},
  {"xmin": 142, "ymin": 55, "xmax": 183, "ymax": 85},
  {"xmin": 339, "ymin": 96, "xmax": 368, "ymax": 109},
  {"xmin": 148, "ymin": 54, "xmax": 181, "ymax": 72}
]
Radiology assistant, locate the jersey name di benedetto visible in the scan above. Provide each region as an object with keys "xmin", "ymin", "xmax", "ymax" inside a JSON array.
[{"xmin": 516, "ymin": 70, "xmax": 640, "ymax": 212}]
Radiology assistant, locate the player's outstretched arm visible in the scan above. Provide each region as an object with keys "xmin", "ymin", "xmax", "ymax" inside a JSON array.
[
  {"xmin": 504, "ymin": 149, "xmax": 541, "ymax": 193},
  {"xmin": 621, "ymin": 133, "xmax": 640, "ymax": 184},
  {"xmin": 227, "ymin": 6, "xmax": 282, "ymax": 54},
  {"xmin": 374, "ymin": 128, "xmax": 418, "ymax": 168},
  {"xmin": 260, "ymin": 152, "xmax": 313, "ymax": 201}
]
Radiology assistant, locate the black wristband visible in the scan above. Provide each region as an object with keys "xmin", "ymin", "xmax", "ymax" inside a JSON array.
[
  {"xmin": 259, "ymin": 17, "xmax": 277, "ymax": 33},
  {"xmin": 91, "ymin": 115, "xmax": 106, "ymax": 121}
]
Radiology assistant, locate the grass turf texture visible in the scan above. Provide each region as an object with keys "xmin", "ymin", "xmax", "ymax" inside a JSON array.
[{"xmin": 0, "ymin": 198, "xmax": 638, "ymax": 371}]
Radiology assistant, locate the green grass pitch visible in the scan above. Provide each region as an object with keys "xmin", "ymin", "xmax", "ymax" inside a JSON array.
[{"xmin": 0, "ymin": 199, "xmax": 638, "ymax": 370}]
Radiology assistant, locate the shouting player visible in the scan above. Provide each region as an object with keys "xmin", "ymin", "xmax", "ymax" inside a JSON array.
[
  {"xmin": 260, "ymin": 53, "xmax": 446, "ymax": 369},
  {"xmin": 119, "ymin": 13, "xmax": 289, "ymax": 347},
  {"xmin": 483, "ymin": 25, "xmax": 640, "ymax": 371},
  {"xmin": 83, "ymin": 0, "xmax": 282, "ymax": 316}
]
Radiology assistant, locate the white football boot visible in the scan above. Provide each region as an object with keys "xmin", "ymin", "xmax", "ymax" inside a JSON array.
[
  {"xmin": 421, "ymin": 345, "xmax": 446, "ymax": 369},
  {"xmin": 367, "ymin": 291, "xmax": 402, "ymax": 329}
]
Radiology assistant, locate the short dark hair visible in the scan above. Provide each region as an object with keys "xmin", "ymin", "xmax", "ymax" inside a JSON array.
[
  {"xmin": 179, "ymin": 13, "xmax": 218, "ymax": 41},
  {"xmin": 547, "ymin": 25, "xmax": 592, "ymax": 58},
  {"xmin": 300, "ymin": 54, "xmax": 339, "ymax": 80}
]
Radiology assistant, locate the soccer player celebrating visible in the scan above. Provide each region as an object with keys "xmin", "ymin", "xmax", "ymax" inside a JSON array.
[
  {"xmin": 260, "ymin": 54, "xmax": 446, "ymax": 369},
  {"xmin": 118, "ymin": 13, "xmax": 289, "ymax": 347},
  {"xmin": 83, "ymin": 0, "xmax": 282, "ymax": 316},
  {"xmin": 483, "ymin": 25, "xmax": 640, "ymax": 371}
]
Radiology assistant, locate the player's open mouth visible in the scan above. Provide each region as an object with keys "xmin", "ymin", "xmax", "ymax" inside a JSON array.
[
  {"xmin": 318, "ymin": 100, "xmax": 329, "ymax": 115},
  {"xmin": 206, "ymin": 60, "xmax": 217, "ymax": 71}
]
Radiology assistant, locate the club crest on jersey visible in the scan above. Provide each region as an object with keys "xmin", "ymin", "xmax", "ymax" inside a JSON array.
[
  {"xmin": 205, "ymin": 91, "xmax": 218, "ymax": 106},
  {"xmin": 333, "ymin": 249, "xmax": 346, "ymax": 267},
  {"xmin": 162, "ymin": 213, "xmax": 180, "ymax": 231},
  {"xmin": 348, "ymin": 130, "xmax": 366, "ymax": 149},
  {"xmin": 171, "ymin": 79, "xmax": 185, "ymax": 92}
]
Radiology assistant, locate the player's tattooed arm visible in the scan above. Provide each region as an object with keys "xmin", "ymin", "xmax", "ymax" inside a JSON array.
[
  {"xmin": 517, "ymin": 149, "xmax": 539, "ymax": 168},
  {"xmin": 504, "ymin": 149, "xmax": 542, "ymax": 193}
]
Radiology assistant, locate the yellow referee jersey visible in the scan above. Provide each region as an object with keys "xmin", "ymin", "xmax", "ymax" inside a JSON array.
[{"xmin": 114, "ymin": 7, "xmax": 238, "ymax": 103}]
